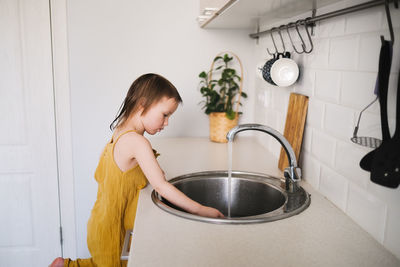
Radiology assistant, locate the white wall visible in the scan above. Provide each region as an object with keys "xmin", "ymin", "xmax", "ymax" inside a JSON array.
[
  {"xmin": 253, "ymin": 0, "xmax": 400, "ymax": 259},
  {"xmin": 66, "ymin": 0, "xmax": 255, "ymax": 257}
]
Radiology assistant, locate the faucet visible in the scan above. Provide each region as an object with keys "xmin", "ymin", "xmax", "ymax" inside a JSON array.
[{"xmin": 226, "ymin": 123, "xmax": 301, "ymax": 193}]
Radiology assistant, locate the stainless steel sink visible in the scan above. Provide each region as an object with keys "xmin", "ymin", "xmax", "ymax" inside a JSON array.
[{"xmin": 151, "ymin": 170, "xmax": 310, "ymax": 224}]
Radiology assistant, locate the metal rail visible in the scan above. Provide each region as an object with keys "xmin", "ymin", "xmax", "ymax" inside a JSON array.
[{"xmin": 249, "ymin": 0, "xmax": 397, "ymax": 39}]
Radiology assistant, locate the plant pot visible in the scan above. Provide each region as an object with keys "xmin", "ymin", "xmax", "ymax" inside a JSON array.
[{"xmin": 209, "ymin": 112, "xmax": 238, "ymax": 143}]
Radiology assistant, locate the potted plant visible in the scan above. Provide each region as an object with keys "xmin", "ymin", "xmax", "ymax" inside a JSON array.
[{"xmin": 198, "ymin": 52, "xmax": 247, "ymax": 143}]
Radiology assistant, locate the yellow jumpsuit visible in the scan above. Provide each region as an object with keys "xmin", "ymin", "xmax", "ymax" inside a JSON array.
[{"xmin": 64, "ymin": 130, "xmax": 156, "ymax": 267}]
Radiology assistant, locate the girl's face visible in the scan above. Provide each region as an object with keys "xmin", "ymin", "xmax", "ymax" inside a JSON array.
[{"xmin": 140, "ymin": 97, "xmax": 179, "ymax": 135}]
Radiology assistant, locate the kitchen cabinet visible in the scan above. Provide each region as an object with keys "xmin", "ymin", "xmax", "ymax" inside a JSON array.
[{"xmin": 199, "ymin": 0, "xmax": 353, "ymax": 29}]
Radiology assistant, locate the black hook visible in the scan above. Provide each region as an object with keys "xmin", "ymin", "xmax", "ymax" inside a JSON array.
[{"xmin": 382, "ymin": 0, "xmax": 394, "ymax": 44}]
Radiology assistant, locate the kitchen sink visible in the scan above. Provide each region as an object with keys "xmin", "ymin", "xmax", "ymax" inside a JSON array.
[{"xmin": 151, "ymin": 170, "xmax": 310, "ymax": 224}]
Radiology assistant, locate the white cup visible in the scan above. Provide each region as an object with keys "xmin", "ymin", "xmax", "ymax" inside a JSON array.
[{"xmin": 270, "ymin": 58, "xmax": 299, "ymax": 87}]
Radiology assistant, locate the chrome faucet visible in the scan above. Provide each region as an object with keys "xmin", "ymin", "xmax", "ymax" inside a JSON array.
[{"xmin": 226, "ymin": 123, "xmax": 301, "ymax": 193}]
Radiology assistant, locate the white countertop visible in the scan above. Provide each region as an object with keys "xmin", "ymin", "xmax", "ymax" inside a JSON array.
[{"xmin": 128, "ymin": 137, "xmax": 400, "ymax": 267}]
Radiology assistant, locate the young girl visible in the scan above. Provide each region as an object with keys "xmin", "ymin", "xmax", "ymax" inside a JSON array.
[{"xmin": 51, "ymin": 73, "xmax": 224, "ymax": 267}]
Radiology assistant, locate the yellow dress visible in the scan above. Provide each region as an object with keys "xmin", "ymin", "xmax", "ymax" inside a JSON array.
[{"xmin": 65, "ymin": 130, "xmax": 155, "ymax": 267}]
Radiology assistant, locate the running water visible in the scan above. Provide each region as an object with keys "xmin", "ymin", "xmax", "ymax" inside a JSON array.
[{"xmin": 227, "ymin": 140, "xmax": 233, "ymax": 218}]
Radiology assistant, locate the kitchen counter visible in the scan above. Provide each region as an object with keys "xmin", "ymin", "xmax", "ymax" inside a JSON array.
[{"xmin": 128, "ymin": 137, "xmax": 399, "ymax": 267}]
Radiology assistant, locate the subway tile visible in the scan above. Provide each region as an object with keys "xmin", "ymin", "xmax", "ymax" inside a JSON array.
[
  {"xmin": 290, "ymin": 44, "xmax": 306, "ymax": 66},
  {"xmin": 335, "ymin": 140, "xmax": 370, "ymax": 188},
  {"xmin": 329, "ymin": 35, "xmax": 359, "ymax": 70},
  {"xmin": 320, "ymin": 165, "xmax": 348, "ymax": 211},
  {"xmin": 265, "ymin": 108, "xmax": 278, "ymax": 129},
  {"xmin": 300, "ymin": 152, "xmax": 320, "ymax": 190},
  {"xmin": 357, "ymin": 109, "xmax": 382, "ymax": 140},
  {"xmin": 302, "ymin": 126, "xmax": 312, "ymax": 153},
  {"xmin": 276, "ymin": 111, "xmax": 286, "ymax": 134},
  {"xmin": 256, "ymin": 133, "xmax": 270, "ymax": 152},
  {"xmin": 315, "ymin": 70, "xmax": 341, "ymax": 103},
  {"xmin": 263, "ymin": 87, "xmax": 273, "ymax": 109},
  {"xmin": 324, "ymin": 103, "xmax": 355, "ymax": 140},
  {"xmin": 345, "ymin": 7, "xmax": 383, "ymax": 34},
  {"xmin": 269, "ymin": 123, "xmax": 283, "ymax": 159},
  {"xmin": 271, "ymin": 88, "xmax": 290, "ymax": 113},
  {"xmin": 347, "ymin": 183, "xmax": 387, "ymax": 243},
  {"xmin": 383, "ymin": 205, "xmax": 400, "ymax": 260},
  {"xmin": 381, "ymin": 6, "xmax": 400, "ymax": 30},
  {"xmin": 366, "ymin": 181, "xmax": 400, "ymax": 259},
  {"xmin": 340, "ymin": 71, "xmax": 377, "ymax": 110},
  {"xmin": 285, "ymin": 26, "xmax": 301, "ymax": 44},
  {"xmin": 305, "ymin": 39, "xmax": 330, "ymax": 69},
  {"xmin": 306, "ymin": 98, "xmax": 324, "ymax": 129},
  {"xmin": 257, "ymin": 91, "xmax": 264, "ymax": 106},
  {"xmin": 358, "ymin": 34, "xmax": 381, "ymax": 72},
  {"xmin": 311, "ymin": 130, "xmax": 336, "ymax": 166},
  {"xmin": 315, "ymin": 16, "xmax": 345, "ymax": 38},
  {"xmin": 255, "ymin": 61, "xmax": 266, "ymax": 81},
  {"xmin": 294, "ymin": 68, "xmax": 315, "ymax": 97},
  {"xmin": 254, "ymin": 105, "xmax": 266, "ymax": 124}
]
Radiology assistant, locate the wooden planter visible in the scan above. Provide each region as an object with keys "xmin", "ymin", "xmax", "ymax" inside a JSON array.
[{"xmin": 209, "ymin": 112, "xmax": 238, "ymax": 143}]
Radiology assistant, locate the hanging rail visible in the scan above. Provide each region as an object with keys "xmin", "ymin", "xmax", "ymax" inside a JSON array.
[{"xmin": 249, "ymin": 0, "xmax": 398, "ymax": 39}]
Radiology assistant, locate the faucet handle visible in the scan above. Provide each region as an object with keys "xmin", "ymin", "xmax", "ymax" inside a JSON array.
[
  {"xmin": 284, "ymin": 166, "xmax": 302, "ymax": 182},
  {"xmin": 284, "ymin": 166, "xmax": 301, "ymax": 193}
]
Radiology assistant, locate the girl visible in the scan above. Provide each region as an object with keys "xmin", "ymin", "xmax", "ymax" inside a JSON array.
[{"xmin": 51, "ymin": 73, "xmax": 224, "ymax": 267}]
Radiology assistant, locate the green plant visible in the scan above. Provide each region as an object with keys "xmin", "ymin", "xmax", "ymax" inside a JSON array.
[{"xmin": 198, "ymin": 53, "xmax": 247, "ymax": 120}]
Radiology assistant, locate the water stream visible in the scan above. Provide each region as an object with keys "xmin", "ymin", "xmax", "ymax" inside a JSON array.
[{"xmin": 227, "ymin": 140, "xmax": 233, "ymax": 218}]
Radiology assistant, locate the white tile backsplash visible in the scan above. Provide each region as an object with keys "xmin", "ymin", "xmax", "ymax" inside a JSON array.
[
  {"xmin": 382, "ymin": 6, "xmax": 400, "ymax": 29},
  {"xmin": 320, "ymin": 165, "xmax": 349, "ymax": 211},
  {"xmin": 306, "ymin": 39, "xmax": 330, "ymax": 69},
  {"xmin": 329, "ymin": 35, "xmax": 359, "ymax": 70},
  {"xmin": 254, "ymin": 0, "xmax": 400, "ymax": 259},
  {"xmin": 315, "ymin": 16, "xmax": 345, "ymax": 38},
  {"xmin": 356, "ymin": 109, "xmax": 382, "ymax": 139},
  {"xmin": 345, "ymin": 7, "xmax": 383, "ymax": 34},
  {"xmin": 347, "ymin": 183, "xmax": 387, "ymax": 243},
  {"xmin": 341, "ymin": 71, "xmax": 377, "ymax": 109},
  {"xmin": 306, "ymin": 98, "xmax": 324, "ymax": 129},
  {"xmin": 315, "ymin": 70, "xmax": 341, "ymax": 103},
  {"xmin": 271, "ymin": 87, "xmax": 290, "ymax": 113},
  {"xmin": 300, "ymin": 151, "xmax": 320, "ymax": 190},
  {"xmin": 335, "ymin": 140, "xmax": 370, "ymax": 188},
  {"xmin": 384, "ymin": 206, "xmax": 400, "ymax": 258},
  {"xmin": 293, "ymin": 68, "xmax": 315, "ymax": 97},
  {"xmin": 311, "ymin": 130, "xmax": 336, "ymax": 166},
  {"xmin": 358, "ymin": 34, "xmax": 382, "ymax": 72},
  {"xmin": 302, "ymin": 126, "xmax": 312, "ymax": 152},
  {"xmin": 324, "ymin": 103, "xmax": 355, "ymax": 140}
]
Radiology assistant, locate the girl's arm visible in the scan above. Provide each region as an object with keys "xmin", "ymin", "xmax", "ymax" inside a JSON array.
[{"xmin": 117, "ymin": 133, "xmax": 224, "ymax": 218}]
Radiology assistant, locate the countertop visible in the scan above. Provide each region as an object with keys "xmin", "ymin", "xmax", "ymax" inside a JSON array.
[{"xmin": 127, "ymin": 137, "xmax": 400, "ymax": 267}]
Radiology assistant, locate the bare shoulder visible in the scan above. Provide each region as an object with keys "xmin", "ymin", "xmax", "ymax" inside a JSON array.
[{"xmin": 115, "ymin": 131, "xmax": 152, "ymax": 157}]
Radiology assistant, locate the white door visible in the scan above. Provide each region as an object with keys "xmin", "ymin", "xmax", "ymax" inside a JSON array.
[{"xmin": 0, "ymin": 0, "xmax": 62, "ymax": 266}]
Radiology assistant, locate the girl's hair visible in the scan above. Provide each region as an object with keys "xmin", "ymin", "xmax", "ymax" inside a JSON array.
[{"xmin": 110, "ymin": 73, "xmax": 182, "ymax": 130}]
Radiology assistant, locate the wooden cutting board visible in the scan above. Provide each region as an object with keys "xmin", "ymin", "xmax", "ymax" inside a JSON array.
[{"xmin": 278, "ymin": 93, "xmax": 309, "ymax": 171}]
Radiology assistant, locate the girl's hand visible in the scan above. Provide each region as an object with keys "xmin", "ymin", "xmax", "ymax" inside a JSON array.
[{"xmin": 195, "ymin": 205, "xmax": 225, "ymax": 218}]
